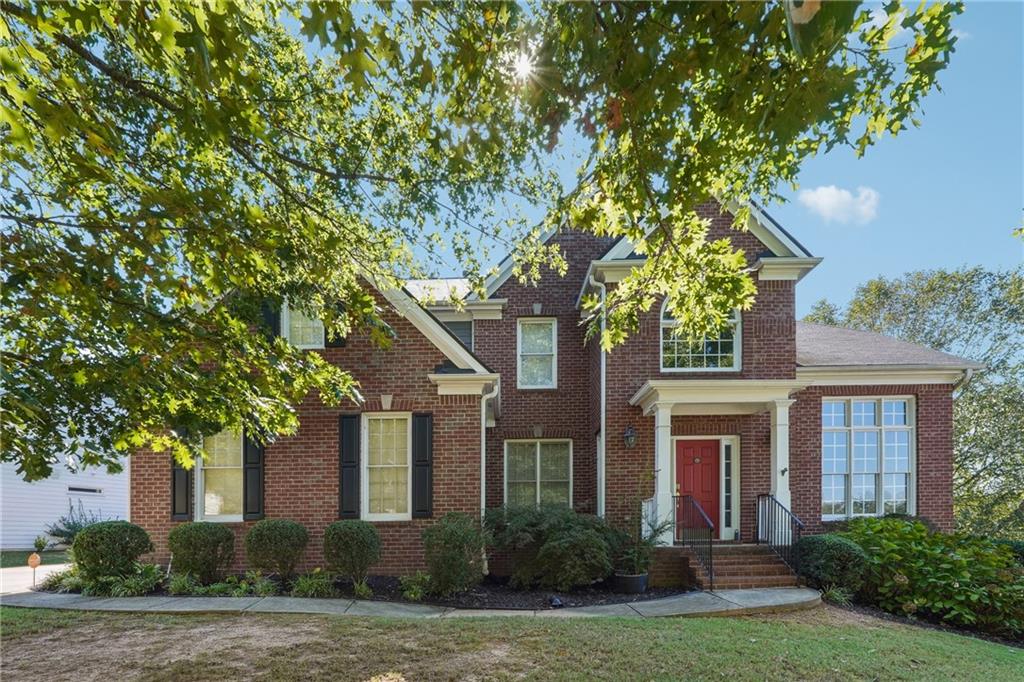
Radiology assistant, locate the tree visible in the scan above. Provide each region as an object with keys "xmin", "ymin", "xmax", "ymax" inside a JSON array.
[
  {"xmin": 2, "ymin": 1, "xmax": 961, "ymax": 478},
  {"xmin": 804, "ymin": 267, "xmax": 1024, "ymax": 539}
]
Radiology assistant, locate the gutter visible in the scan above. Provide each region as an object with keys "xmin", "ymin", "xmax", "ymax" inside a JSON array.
[{"xmin": 589, "ymin": 274, "xmax": 607, "ymax": 518}]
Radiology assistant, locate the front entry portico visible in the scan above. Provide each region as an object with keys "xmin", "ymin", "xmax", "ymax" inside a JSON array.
[{"xmin": 629, "ymin": 380, "xmax": 805, "ymax": 544}]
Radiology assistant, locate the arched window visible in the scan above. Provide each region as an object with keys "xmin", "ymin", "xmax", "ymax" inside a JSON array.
[{"xmin": 660, "ymin": 301, "xmax": 741, "ymax": 372}]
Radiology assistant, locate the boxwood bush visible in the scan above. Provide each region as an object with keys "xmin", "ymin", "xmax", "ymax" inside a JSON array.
[
  {"xmin": 323, "ymin": 520, "xmax": 379, "ymax": 587},
  {"xmin": 422, "ymin": 512, "xmax": 485, "ymax": 596},
  {"xmin": 842, "ymin": 517, "xmax": 1024, "ymax": 637},
  {"xmin": 245, "ymin": 519, "xmax": 309, "ymax": 579},
  {"xmin": 485, "ymin": 505, "xmax": 616, "ymax": 590},
  {"xmin": 72, "ymin": 520, "xmax": 153, "ymax": 580},
  {"xmin": 794, "ymin": 533, "xmax": 867, "ymax": 592},
  {"xmin": 168, "ymin": 521, "xmax": 235, "ymax": 584}
]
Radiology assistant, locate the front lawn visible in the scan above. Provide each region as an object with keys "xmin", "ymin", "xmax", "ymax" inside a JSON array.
[
  {"xmin": 1, "ymin": 605, "xmax": 1019, "ymax": 681},
  {"xmin": 0, "ymin": 549, "xmax": 68, "ymax": 569}
]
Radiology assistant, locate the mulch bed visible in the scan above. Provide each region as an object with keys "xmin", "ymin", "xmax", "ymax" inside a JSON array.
[
  {"xmin": 354, "ymin": 574, "xmax": 694, "ymax": 610},
  {"xmin": 835, "ymin": 601, "xmax": 1023, "ymax": 649}
]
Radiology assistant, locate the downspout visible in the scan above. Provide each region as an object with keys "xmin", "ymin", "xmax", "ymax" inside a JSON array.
[
  {"xmin": 954, "ymin": 367, "xmax": 975, "ymax": 392},
  {"xmin": 589, "ymin": 274, "xmax": 607, "ymax": 518},
  {"xmin": 480, "ymin": 380, "xmax": 499, "ymax": 520}
]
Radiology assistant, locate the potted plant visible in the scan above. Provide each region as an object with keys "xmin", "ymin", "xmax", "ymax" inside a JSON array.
[{"xmin": 613, "ymin": 516, "xmax": 672, "ymax": 594}]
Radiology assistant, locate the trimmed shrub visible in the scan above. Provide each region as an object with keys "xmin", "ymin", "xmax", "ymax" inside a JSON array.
[
  {"xmin": 485, "ymin": 505, "xmax": 616, "ymax": 590},
  {"xmin": 422, "ymin": 512, "xmax": 485, "ymax": 596},
  {"xmin": 323, "ymin": 520, "xmax": 380, "ymax": 587},
  {"xmin": 794, "ymin": 534, "xmax": 867, "ymax": 592},
  {"xmin": 842, "ymin": 517, "xmax": 1024, "ymax": 637},
  {"xmin": 245, "ymin": 519, "xmax": 309, "ymax": 578},
  {"xmin": 72, "ymin": 520, "xmax": 153, "ymax": 580},
  {"xmin": 168, "ymin": 522, "xmax": 235, "ymax": 584}
]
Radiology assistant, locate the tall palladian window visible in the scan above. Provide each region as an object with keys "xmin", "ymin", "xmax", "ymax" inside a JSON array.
[
  {"xmin": 821, "ymin": 398, "xmax": 915, "ymax": 520},
  {"xmin": 660, "ymin": 301, "xmax": 741, "ymax": 371},
  {"xmin": 197, "ymin": 430, "xmax": 244, "ymax": 521}
]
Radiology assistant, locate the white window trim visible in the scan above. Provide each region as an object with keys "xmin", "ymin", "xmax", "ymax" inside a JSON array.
[
  {"xmin": 821, "ymin": 396, "xmax": 917, "ymax": 521},
  {"xmin": 670, "ymin": 436, "xmax": 740, "ymax": 541},
  {"xmin": 659, "ymin": 301, "xmax": 742, "ymax": 373},
  {"xmin": 195, "ymin": 431, "xmax": 245, "ymax": 523},
  {"xmin": 361, "ymin": 412, "xmax": 413, "ymax": 522},
  {"xmin": 282, "ymin": 301, "xmax": 325, "ymax": 350},
  {"xmin": 517, "ymin": 318, "xmax": 558, "ymax": 389},
  {"xmin": 503, "ymin": 439, "xmax": 573, "ymax": 506}
]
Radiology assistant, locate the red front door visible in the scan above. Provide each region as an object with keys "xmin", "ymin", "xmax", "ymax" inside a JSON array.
[{"xmin": 675, "ymin": 439, "xmax": 720, "ymax": 532}]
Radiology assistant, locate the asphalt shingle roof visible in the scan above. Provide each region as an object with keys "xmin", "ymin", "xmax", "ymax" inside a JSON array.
[{"xmin": 796, "ymin": 322, "xmax": 983, "ymax": 369}]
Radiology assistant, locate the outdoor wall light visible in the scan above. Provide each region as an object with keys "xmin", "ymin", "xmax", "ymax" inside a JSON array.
[{"xmin": 623, "ymin": 425, "xmax": 637, "ymax": 449}]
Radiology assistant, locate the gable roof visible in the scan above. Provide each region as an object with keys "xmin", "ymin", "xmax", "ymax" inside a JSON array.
[
  {"xmin": 405, "ymin": 278, "xmax": 471, "ymax": 303},
  {"xmin": 376, "ymin": 284, "xmax": 492, "ymax": 374},
  {"xmin": 601, "ymin": 201, "xmax": 813, "ymax": 262},
  {"xmin": 795, "ymin": 322, "xmax": 983, "ymax": 370}
]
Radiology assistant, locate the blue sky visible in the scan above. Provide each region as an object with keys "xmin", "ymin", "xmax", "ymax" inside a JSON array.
[
  {"xmin": 428, "ymin": 3, "xmax": 1023, "ymax": 316},
  {"xmin": 770, "ymin": 1, "xmax": 1024, "ymax": 315}
]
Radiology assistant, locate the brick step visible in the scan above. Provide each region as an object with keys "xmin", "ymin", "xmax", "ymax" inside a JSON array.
[
  {"xmin": 708, "ymin": 575, "xmax": 800, "ymax": 589},
  {"xmin": 711, "ymin": 555, "xmax": 788, "ymax": 564},
  {"xmin": 713, "ymin": 565, "xmax": 794, "ymax": 577}
]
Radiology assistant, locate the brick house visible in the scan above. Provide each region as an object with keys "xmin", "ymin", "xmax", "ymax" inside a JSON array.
[{"xmin": 130, "ymin": 203, "xmax": 980, "ymax": 586}]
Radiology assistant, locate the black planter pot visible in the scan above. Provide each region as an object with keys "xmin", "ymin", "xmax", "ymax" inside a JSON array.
[{"xmin": 613, "ymin": 572, "xmax": 648, "ymax": 594}]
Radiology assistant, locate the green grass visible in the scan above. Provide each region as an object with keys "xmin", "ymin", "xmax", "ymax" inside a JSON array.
[
  {"xmin": 0, "ymin": 549, "xmax": 68, "ymax": 569},
  {"xmin": 1, "ymin": 605, "xmax": 1019, "ymax": 681}
]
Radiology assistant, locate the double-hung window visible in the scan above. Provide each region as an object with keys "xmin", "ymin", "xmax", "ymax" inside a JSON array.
[
  {"xmin": 821, "ymin": 398, "xmax": 915, "ymax": 520},
  {"xmin": 197, "ymin": 430, "xmax": 244, "ymax": 521},
  {"xmin": 363, "ymin": 413, "xmax": 412, "ymax": 521},
  {"xmin": 517, "ymin": 318, "xmax": 557, "ymax": 389},
  {"xmin": 283, "ymin": 302, "xmax": 324, "ymax": 349},
  {"xmin": 661, "ymin": 302, "xmax": 741, "ymax": 371},
  {"xmin": 504, "ymin": 440, "xmax": 572, "ymax": 507}
]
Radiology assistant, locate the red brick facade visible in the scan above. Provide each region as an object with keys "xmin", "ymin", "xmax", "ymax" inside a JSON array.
[{"xmin": 130, "ymin": 206, "xmax": 959, "ymax": 578}]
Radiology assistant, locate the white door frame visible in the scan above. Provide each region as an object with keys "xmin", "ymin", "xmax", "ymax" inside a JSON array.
[{"xmin": 670, "ymin": 435, "xmax": 741, "ymax": 541}]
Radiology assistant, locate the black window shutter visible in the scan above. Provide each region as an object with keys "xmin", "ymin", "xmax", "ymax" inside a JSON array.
[
  {"xmin": 261, "ymin": 300, "xmax": 281, "ymax": 339},
  {"xmin": 171, "ymin": 458, "xmax": 192, "ymax": 521},
  {"xmin": 243, "ymin": 432, "xmax": 265, "ymax": 520},
  {"xmin": 339, "ymin": 414, "xmax": 360, "ymax": 518},
  {"xmin": 411, "ymin": 413, "xmax": 433, "ymax": 519}
]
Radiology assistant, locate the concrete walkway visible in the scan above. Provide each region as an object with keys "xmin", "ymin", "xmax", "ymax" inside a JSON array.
[
  {"xmin": 0, "ymin": 564, "xmax": 71, "ymax": 595},
  {"xmin": 0, "ymin": 586, "xmax": 819, "ymax": 619}
]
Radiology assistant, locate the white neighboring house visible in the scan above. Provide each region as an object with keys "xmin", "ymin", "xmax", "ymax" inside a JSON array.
[{"xmin": 0, "ymin": 460, "xmax": 129, "ymax": 549}]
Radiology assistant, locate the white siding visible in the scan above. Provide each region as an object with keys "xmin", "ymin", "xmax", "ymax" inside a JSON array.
[{"xmin": 0, "ymin": 460, "xmax": 129, "ymax": 549}]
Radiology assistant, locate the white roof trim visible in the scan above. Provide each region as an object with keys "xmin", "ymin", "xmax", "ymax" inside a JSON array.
[
  {"xmin": 600, "ymin": 201, "xmax": 813, "ymax": 263},
  {"xmin": 378, "ymin": 286, "xmax": 490, "ymax": 374},
  {"xmin": 797, "ymin": 365, "xmax": 972, "ymax": 386},
  {"xmin": 751, "ymin": 257, "xmax": 823, "ymax": 282},
  {"xmin": 427, "ymin": 373, "xmax": 500, "ymax": 395},
  {"xmin": 629, "ymin": 379, "xmax": 808, "ymax": 416}
]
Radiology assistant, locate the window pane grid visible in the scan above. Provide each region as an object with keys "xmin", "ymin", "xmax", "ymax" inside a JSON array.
[
  {"xmin": 367, "ymin": 416, "xmax": 409, "ymax": 516},
  {"xmin": 661, "ymin": 324, "xmax": 736, "ymax": 370},
  {"xmin": 201, "ymin": 430, "xmax": 243, "ymax": 518},
  {"xmin": 288, "ymin": 306, "xmax": 324, "ymax": 348},
  {"xmin": 820, "ymin": 398, "xmax": 914, "ymax": 519},
  {"xmin": 506, "ymin": 441, "xmax": 571, "ymax": 507},
  {"xmin": 519, "ymin": 320, "xmax": 556, "ymax": 387}
]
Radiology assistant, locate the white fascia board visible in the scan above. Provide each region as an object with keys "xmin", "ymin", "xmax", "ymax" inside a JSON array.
[
  {"xmin": 629, "ymin": 379, "xmax": 808, "ymax": 416},
  {"xmin": 425, "ymin": 299, "xmax": 506, "ymax": 321},
  {"xmin": 428, "ymin": 373, "xmax": 501, "ymax": 395},
  {"xmin": 796, "ymin": 365, "xmax": 973, "ymax": 386},
  {"xmin": 378, "ymin": 286, "xmax": 490, "ymax": 374},
  {"xmin": 575, "ymin": 260, "xmax": 643, "ymax": 309},
  {"xmin": 751, "ymin": 257, "xmax": 823, "ymax": 281}
]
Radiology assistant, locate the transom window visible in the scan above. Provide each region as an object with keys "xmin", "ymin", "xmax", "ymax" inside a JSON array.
[
  {"xmin": 821, "ymin": 398, "xmax": 915, "ymax": 520},
  {"xmin": 283, "ymin": 302, "xmax": 324, "ymax": 349},
  {"xmin": 197, "ymin": 430, "xmax": 244, "ymax": 521},
  {"xmin": 363, "ymin": 414, "xmax": 411, "ymax": 520},
  {"xmin": 517, "ymin": 318, "xmax": 557, "ymax": 389},
  {"xmin": 660, "ymin": 302, "xmax": 741, "ymax": 372},
  {"xmin": 505, "ymin": 440, "xmax": 572, "ymax": 507}
]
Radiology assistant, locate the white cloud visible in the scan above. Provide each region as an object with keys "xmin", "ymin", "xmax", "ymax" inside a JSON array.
[
  {"xmin": 797, "ymin": 185, "xmax": 880, "ymax": 225},
  {"xmin": 952, "ymin": 28, "xmax": 972, "ymax": 41}
]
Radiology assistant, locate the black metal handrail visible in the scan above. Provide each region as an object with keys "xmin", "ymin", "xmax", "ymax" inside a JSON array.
[
  {"xmin": 675, "ymin": 495, "xmax": 714, "ymax": 590},
  {"xmin": 756, "ymin": 494, "xmax": 805, "ymax": 571}
]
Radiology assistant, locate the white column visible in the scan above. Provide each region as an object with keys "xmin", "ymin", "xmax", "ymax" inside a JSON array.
[
  {"xmin": 769, "ymin": 399, "xmax": 796, "ymax": 509},
  {"xmin": 654, "ymin": 403, "xmax": 674, "ymax": 543}
]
